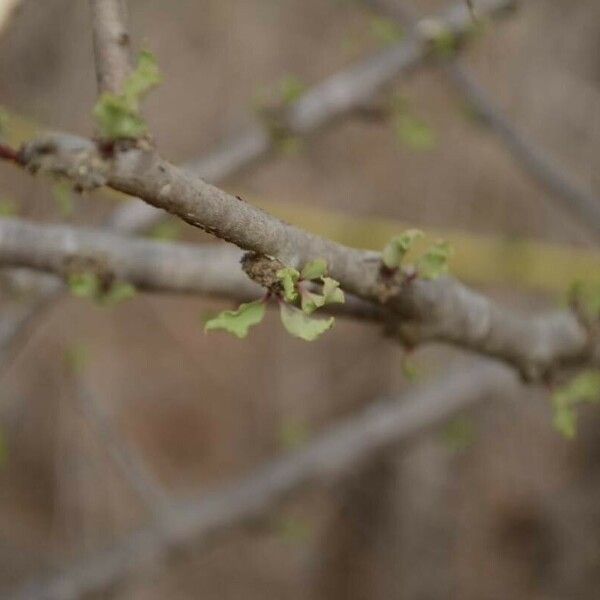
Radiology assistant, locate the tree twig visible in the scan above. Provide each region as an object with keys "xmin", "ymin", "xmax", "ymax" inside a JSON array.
[
  {"xmin": 88, "ymin": 0, "xmax": 132, "ymax": 95},
  {"xmin": 8, "ymin": 362, "xmax": 515, "ymax": 600}
]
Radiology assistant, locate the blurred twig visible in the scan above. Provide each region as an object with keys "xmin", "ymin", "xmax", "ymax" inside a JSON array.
[
  {"xmin": 367, "ymin": 0, "xmax": 600, "ymax": 237},
  {"xmin": 74, "ymin": 378, "xmax": 169, "ymax": 517},
  {"xmin": 9, "ymin": 362, "xmax": 515, "ymax": 600}
]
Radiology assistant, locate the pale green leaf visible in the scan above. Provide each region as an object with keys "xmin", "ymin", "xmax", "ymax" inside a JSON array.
[
  {"xmin": 300, "ymin": 290, "xmax": 326, "ymax": 315},
  {"xmin": 53, "ymin": 181, "xmax": 74, "ymax": 218},
  {"xmin": 552, "ymin": 370, "xmax": 600, "ymax": 438},
  {"xmin": 102, "ymin": 282, "xmax": 136, "ymax": 306},
  {"xmin": 93, "ymin": 50, "xmax": 161, "ymax": 139},
  {"xmin": 382, "ymin": 229, "xmax": 424, "ymax": 269},
  {"xmin": 68, "ymin": 272, "xmax": 101, "ymax": 299},
  {"xmin": 553, "ymin": 404, "xmax": 577, "ymax": 439},
  {"xmin": 394, "ymin": 114, "xmax": 437, "ymax": 151},
  {"xmin": 276, "ymin": 267, "xmax": 300, "ymax": 302},
  {"xmin": 321, "ymin": 277, "xmax": 345, "ymax": 305},
  {"xmin": 569, "ymin": 280, "xmax": 600, "ymax": 318},
  {"xmin": 123, "ymin": 50, "xmax": 162, "ymax": 107},
  {"xmin": 205, "ymin": 300, "xmax": 266, "ymax": 339},
  {"xmin": 401, "ymin": 356, "xmax": 419, "ymax": 382},
  {"xmin": 279, "ymin": 303, "xmax": 334, "ymax": 341},
  {"xmin": 278, "ymin": 75, "xmax": 306, "ymax": 105},
  {"xmin": 418, "ymin": 240, "xmax": 452, "ymax": 279},
  {"xmin": 301, "ymin": 258, "xmax": 327, "ymax": 281}
]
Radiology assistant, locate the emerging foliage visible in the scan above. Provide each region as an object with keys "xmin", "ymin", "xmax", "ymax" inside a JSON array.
[
  {"xmin": 207, "ymin": 259, "xmax": 343, "ymax": 342},
  {"xmin": 279, "ymin": 302, "xmax": 334, "ymax": 341},
  {"xmin": 382, "ymin": 229, "xmax": 424, "ymax": 269},
  {"xmin": 53, "ymin": 180, "xmax": 74, "ymax": 218},
  {"xmin": 93, "ymin": 50, "xmax": 162, "ymax": 139},
  {"xmin": 68, "ymin": 272, "xmax": 137, "ymax": 307},
  {"xmin": 552, "ymin": 370, "xmax": 600, "ymax": 438},
  {"xmin": 204, "ymin": 300, "xmax": 267, "ymax": 339},
  {"xmin": 277, "ymin": 267, "xmax": 301, "ymax": 302},
  {"xmin": 394, "ymin": 114, "xmax": 437, "ymax": 151},
  {"xmin": 418, "ymin": 240, "xmax": 453, "ymax": 279}
]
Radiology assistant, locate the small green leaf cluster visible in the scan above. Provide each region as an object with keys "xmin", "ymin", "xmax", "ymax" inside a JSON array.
[
  {"xmin": 552, "ymin": 370, "xmax": 600, "ymax": 438},
  {"xmin": 569, "ymin": 280, "xmax": 600, "ymax": 320},
  {"xmin": 93, "ymin": 50, "xmax": 162, "ymax": 139},
  {"xmin": 53, "ymin": 180, "xmax": 74, "ymax": 218},
  {"xmin": 204, "ymin": 258, "xmax": 345, "ymax": 342},
  {"xmin": 68, "ymin": 272, "xmax": 137, "ymax": 307},
  {"xmin": 389, "ymin": 95, "xmax": 437, "ymax": 152},
  {"xmin": 382, "ymin": 229, "xmax": 452, "ymax": 279}
]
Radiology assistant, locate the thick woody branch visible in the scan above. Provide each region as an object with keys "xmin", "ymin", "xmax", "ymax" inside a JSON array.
[
  {"xmin": 9, "ymin": 363, "xmax": 515, "ymax": 600},
  {"xmin": 89, "ymin": 0, "xmax": 132, "ymax": 95}
]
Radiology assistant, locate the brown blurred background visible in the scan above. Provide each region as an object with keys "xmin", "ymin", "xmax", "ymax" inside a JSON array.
[{"xmin": 1, "ymin": 0, "xmax": 599, "ymax": 598}]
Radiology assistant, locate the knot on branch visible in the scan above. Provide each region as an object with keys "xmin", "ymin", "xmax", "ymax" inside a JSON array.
[
  {"xmin": 20, "ymin": 134, "xmax": 110, "ymax": 191},
  {"xmin": 241, "ymin": 252, "xmax": 285, "ymax": 293}
]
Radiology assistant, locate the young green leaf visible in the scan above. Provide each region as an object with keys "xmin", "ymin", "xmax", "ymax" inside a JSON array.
[
  {"xmin": 276, "ymin": 267, "xmax": 300, "ymax": 302},
  {"xmin": 53, "ymin": 181, "xmax": 74, "ymax": 218},
  {"xmin": 300, "ymin": 258, "xmax": 327, "ymax": 281},
  {"xmin": 102, "ymin": 282, "xmax": 136, "ymax": 307},
  {"xmin": 321, "ymin": 277, "xmax": 345, "ymax": 305},
  {"xmin": 418, "ymin": 240, "xmax": 452, "ymax": 279},
  {"xmin": 300, "ymin": 290, "xmax": 326, "ymax": 315},
  {"xmin": 278, "ymin": 75, "xmax": 306, "ymax": 105},
  {"xmin": 68, "ymin": 272, "xmax": 101, "ymax": 299},
  {"xmin": 394, "ymin": 114, "xmax": 437, "ymax": 151},
  {"xmin": 401, "ymin": 356, "xmax": 419, "ymax": 382},
  {"xmin": 205, "ymin": 300, "xmax": 266, "ymax": 339},
  {"xmin": 279, "ymin": 303, "xmax": 334, "ymax": 341},
  {"xmin": 552, "ymin": 370, "xmax": 600, "ymax": 438},
  {"xmin": 569, "ymin": 280, "xmax": 600, "ymax": 318},
  {"xmin": 93, "ymin": 50, "xmax": 161, "ymax": 139},
  {"xmin": 123, "ymin": 50, "xmax": 162, "ymax": 105},
  {"xmin": 382, "ymin": 229, "xmax": 424, "ymax": 269}
]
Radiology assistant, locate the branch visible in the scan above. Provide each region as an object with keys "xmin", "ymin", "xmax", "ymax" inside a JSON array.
[
  {"xmin": 445, "ymin": 64, "xmax": 600, "ymax": 235},
  {"xmin": 8, "ymin": 362, "xmax": 515, "ymax": 600},
  {"xmin": 0, "ymin": 217, "xmax": 381, "ymax": 321},
  {"xmin": 74, "ymin": 378, "xmax": 170, "ymax": 516},
  {"xmin": 89, "ymin": 0, "xmax": 132, "ymax": 95},
  {"xmin": 367, "ymin": 0, "xmax": 600, "ymax": 236},
  {"xmin": 0, "ymin": 0, "xmax": 515, "ymax": 368},
  {"xmin": 108, "ymin": 0, "xmax": 515, "ymax": 233},
  {"xmin": 16, "ymin": 126, "xmax": 598, "ymax": 380}
]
